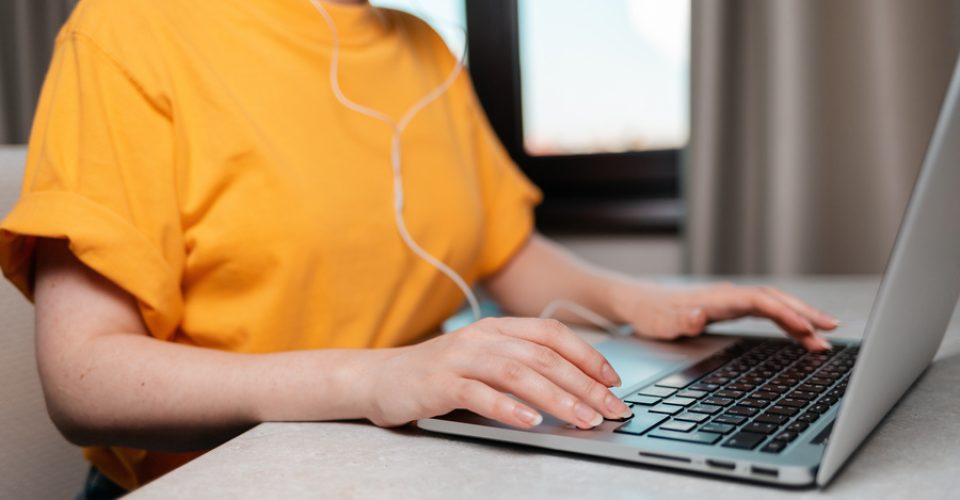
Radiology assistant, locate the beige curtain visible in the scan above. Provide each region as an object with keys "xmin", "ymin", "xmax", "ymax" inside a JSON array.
[
  {"xmin": 0, "ymin": 0, "xmax": 77, "ymax": 144},
  {"xmin": 686, "ymin": 0, "xmax": 960, "ymax": 275}
]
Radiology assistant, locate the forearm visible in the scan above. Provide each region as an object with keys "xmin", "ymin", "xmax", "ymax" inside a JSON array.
[
  {"xmin": 43, "ymin": 331, "xmax": 394, "ymax": 452},
  {"xmin": 483, "ymin": 234, "xmax": 650, "ymax": 324}
]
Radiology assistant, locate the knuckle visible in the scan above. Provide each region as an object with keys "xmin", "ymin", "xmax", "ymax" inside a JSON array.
[
  {"xmin": 585, "ymin": 379, "xmax": 608, "ymax": 402},
  {"xmin": 500, "ymin": 360, "xmax": 525, "ymax": 383},
  {"xmin": 474, "ymin": 317, "xmax": 498, "ymax": 331},
  {"xmin": 540, "ymin": 318, "xmax": 566, "ymax": 336},
  {"xmin": 531, "ymin": 345, "xmax": 559, "ymax": 370}
]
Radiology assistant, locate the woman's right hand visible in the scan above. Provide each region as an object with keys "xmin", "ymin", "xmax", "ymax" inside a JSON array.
[{"xmin": 362, "ymin": 317, "xmax": 633, "ymax": 430}]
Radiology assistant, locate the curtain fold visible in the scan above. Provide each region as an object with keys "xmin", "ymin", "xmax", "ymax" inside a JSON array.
[
  {"xmin": 686, "ymin": 0, "xmax": 960, "ymax": 275},
  {"xmin": 0, "ymin": 0, "xmax": 77, "ymax": 144}
]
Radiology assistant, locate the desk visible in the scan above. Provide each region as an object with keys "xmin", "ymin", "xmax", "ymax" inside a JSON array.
[{"xmin": 130, "ymin": 277, "xmax": 960, "ymax": 499}]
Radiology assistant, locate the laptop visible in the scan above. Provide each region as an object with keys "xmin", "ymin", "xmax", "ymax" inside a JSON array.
[{"xmin": 417, "ymin": 53, "xmax": 960, "ymax": 486}]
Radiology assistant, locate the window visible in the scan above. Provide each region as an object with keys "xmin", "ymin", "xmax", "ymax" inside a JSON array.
[
  {"xmin": 519, "ymin": 0, "xmax": 689, "ymax": 156},
  {"xmin": 370, "ymin": 0, "xmax": 466, "ymax": 56},
  {"xmin": 466, "ymin": 0, "xmax": 689, "ymax": 233}
]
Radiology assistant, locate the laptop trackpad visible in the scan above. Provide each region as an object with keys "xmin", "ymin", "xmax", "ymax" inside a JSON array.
[{"xmin": 594, "ymin": 335, "xmax": 737, "ymax": 397}]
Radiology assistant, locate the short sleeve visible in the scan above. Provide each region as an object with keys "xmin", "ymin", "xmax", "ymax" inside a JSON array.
[
  {"xmin": 470, "ymin": 93, "xmax": 543, "ymax": 279},
  {"xmin": 0, "ymin": 32, "xmax": 184, "ymax": 340}
]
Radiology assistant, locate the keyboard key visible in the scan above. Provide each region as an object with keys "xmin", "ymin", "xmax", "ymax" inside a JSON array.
[
  {"xmin": 659, "ymin": 420, "xmax": 698, "ymax": 432},
  {"xmin": 637, "ymin": 386, "xmax": 676, "ymax": 398},
  {"xmin": 767, "ymin": 405, "xmax": 799, "ymax": 417},
  {"xmin": 725, "ymin": 406, "xmax": 758, "ymax": 417},
  {"xmin": 820, "ymin": 396, "xmax": 839, "ymax": 406},
  {"xmin": 703, "ymin": 397, "xmax": 734, "ymax": 407},
  {"xmin": 649, "ymin": 404, "xmax": 684, "ymax": 416},
  {"xmin": 800, "ymin": 383, "xmax": 827, "ymax": 393},
  {"xmin": 737, "ymin": 399, "xmax": 770, "ymax": 409},
  {"xmin": 788, "ymin": 421, "xmax": 809, "ymax": 433},
  {"xmin": 789, "ymin": 391, "xmax": 817, "ymax": 401},
  {"xmin": 614, "ymin": 412, "xmax": 669, "ymax": 436},
  {"xmin": 662, "ymin": 396, "xmax": 697, "ymax": 407},
  {"xmin": 778, "ymin": 398, "xmax": 808, "ymax": 408},
  {"xmin": 624, "ymin": 395, "xmax": 661, "ymax": 406},
  {"xmin": 689, "ymin": 404, "xmax": 722, "ymax": 415},
  {"xmin": 713, "ymin": 415, "xmax": 747, "ymax": 426},
  {"xmin": 654, "ymin": 355, "xmax": 733, "ymax": 389},
  {"xmin": 722, "ymin": 431, "xmax": 766, "ymax": 450},
  {"xmin": 727, "ymin": 383, "xmax": 755, "ymax": 392},
  {"xmin": 797, "ymin": 412, "xmax": 819, "ymax": 423},
  {"xmin": 811, "ymin": 403, "xmax": 830, "ymax": 414},
  {"xmin": 648, "ymin": 429, "xmax": 722, "ymax": 445},
  {"xmin": 716, "ymin": 390, "xmax": 745, "ymax": 399},
  {"xmin": 755, "ymin": 413, "xmax": 789, "ymax": 425},
  {"xmin": 677, "ymin": 389, "xmax": 708, "ymax": 399},
  {"xmin": 744, "ymin": 422, "xmax": 779, "ymax": 434},
  {"xmin": 675, "ymin": 412, "xmax": 710, "ymax": 424},
  {"xmin": 702, "ymin": 376, "xmax": 731, "ymax": 385},
  {"xmin": 688, "ymin": 383, "xmax": 719, "ymax": 392},
  {"xmin": 750, "ymin": 391, "xmax": 778, "ymax": 400},
  {"xmin": 760, "ymin": 384, "xmax": 790, "ymax": 394},
  {"xmin": 700, "ymin": 423, "xmax": 734, "ymax": 435},
  {"xmin": 761, "ymin": 440, "xmax": 787, "ymax": 453},
  {"xmin": 774, "ymin": 431, "xmax": 798, "ymax": 442}
]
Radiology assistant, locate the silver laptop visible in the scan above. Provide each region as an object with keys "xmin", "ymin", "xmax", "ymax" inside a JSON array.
[{"xmin": 417, "ymin": 53, "xmax": 960, "ymax": 486}]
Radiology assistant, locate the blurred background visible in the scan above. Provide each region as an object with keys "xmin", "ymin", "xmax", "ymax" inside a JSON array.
[{"xmin": 2, "ymin": 0, "xmax": 959, "ymax": 497}]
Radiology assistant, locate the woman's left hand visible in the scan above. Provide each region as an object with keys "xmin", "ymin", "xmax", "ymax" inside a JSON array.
[{"xmin": 611, "ymin": 282, "xmax": 839, "ymax": 351}]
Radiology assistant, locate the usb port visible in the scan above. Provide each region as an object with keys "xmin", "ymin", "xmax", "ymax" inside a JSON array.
[
  {"xmin": 706, "ymin": 459, "xmax": 735, "ymax": 470},
  {"xmin": 751, "ymin": 466, "xmax": 779, "ymax": 478}
]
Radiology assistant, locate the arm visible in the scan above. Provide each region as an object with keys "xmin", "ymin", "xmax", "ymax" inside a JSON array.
[
  {"xmin": 35, "ymin": 239, "xmax": 631, "ymax": 452},
  {"xmin": 34, "ymin": 238, "xmax": 390, "ymax": 451},
  {"xmin": 484, "ymin": 234, "xmax": 839, "ymax": 351}
]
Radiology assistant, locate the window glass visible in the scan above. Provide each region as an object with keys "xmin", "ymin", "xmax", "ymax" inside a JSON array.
[
  {"xmin": 370, "ymin": 0, "xmax": 466, "ymax": 58},
  {"xmin": 518, "ymin": 0, "xmax": 690, "ymax": 155}
]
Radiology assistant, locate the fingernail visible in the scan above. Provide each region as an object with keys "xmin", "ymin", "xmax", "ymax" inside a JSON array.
[
  {"xmin": 817, "ymin": 338, "xmax": 832, "ymax": 350},
  {"xmin": 575, "ymin": 402, "xmax": 603, "ymax": 428},
  {"xmin": 514, "ymin": 406, "xmax": 542, "ymax": 426},
  {"xmin": 601, "ymin": 362, "xmax": 622, "ymax": 387},
  {"xmin": 605, "ymin": 392, "xmax": 632, "ymax": 418}
]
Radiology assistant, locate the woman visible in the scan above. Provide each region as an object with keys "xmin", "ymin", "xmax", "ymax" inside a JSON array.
[{"xmin": 0, "ymin": 0, "xmax": 837, "ymax": 495}]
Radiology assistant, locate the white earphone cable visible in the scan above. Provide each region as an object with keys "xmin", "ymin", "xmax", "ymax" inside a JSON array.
[
  {"xmin": 309, "ymin": 1, "xmax": 629, "ymax": 336},
  {"xmin": 309, "ymin": 0, "xmax": 481, "ymax": 321}
]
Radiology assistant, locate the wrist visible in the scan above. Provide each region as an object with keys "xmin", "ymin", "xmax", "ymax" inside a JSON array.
[
  {"xmin": 602, "ymin": 278, "xmax": 659, "ymax": 325},
  {"xmin": 349, "ymin": 346, "xmax": 403, "ymax": 424}
]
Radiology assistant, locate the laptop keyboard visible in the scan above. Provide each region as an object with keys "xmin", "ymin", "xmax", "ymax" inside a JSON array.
[{"xmin": 613, "ymin": 339, "xmax": 858, "ymax": 453}]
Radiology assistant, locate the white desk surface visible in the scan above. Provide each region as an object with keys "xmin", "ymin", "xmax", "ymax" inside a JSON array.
[{"xmin": 130, "ymin": 277, "xmax": 960, "ymax": 499}]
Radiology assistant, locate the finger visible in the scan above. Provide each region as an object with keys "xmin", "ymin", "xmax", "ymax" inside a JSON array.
[
  {"xmin": 762, "ymin": 287, "xmax": 840, "ymax": 331},
  {"xmin": 491, "ymin": 317, "xmax": 621, "ymax": 388},
  {"xmin": 496, "ymin": 338, "xmax": 632, "ymax": 420},
  {"xmin": 745, "ymin": 291, "xmax": 830, "ymax": 351},
  {"xmin": 451, "ymin": 379, "xmax": 543, "ymax": 429},
  {"xmin": 470, "ymin": 356, "xmax": 604, "ymax": 429}
]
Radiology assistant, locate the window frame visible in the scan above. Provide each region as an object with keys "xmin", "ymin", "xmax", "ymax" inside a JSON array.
[{"xmin": 464, "ymin": 0, "xmax": 682, "ymax": 234}]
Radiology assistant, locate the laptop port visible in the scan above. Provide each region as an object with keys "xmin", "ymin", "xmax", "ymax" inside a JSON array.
[
  {"xmin": 638, "ymin": 452, "xmax": 690, "ymax": 463},
  {"xmin": 750, "ymin": 466, "xmax": 779, "ymax": 478},
  {"xmin": 706, "ymin": 459, "xmax": 736, "ymax": 470}
]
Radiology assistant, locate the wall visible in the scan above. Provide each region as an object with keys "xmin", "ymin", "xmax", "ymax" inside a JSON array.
[{"xmin": 554, "ymin": 235, "xmax": 683, "ymax": 277}]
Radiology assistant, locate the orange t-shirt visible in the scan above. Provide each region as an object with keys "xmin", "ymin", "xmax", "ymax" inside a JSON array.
[{"xmin": 0, "ymin": 0, "xmax": 540, "ymax": 490}]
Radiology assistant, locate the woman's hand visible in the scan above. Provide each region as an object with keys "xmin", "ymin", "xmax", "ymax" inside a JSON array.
[
  {"xmin": 362, "ymin": 317, "xmax": 633, "ymax": 430},
  {"xmin": 611, "ymin": 282, "xmax": 840, "ymax": 351}
]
